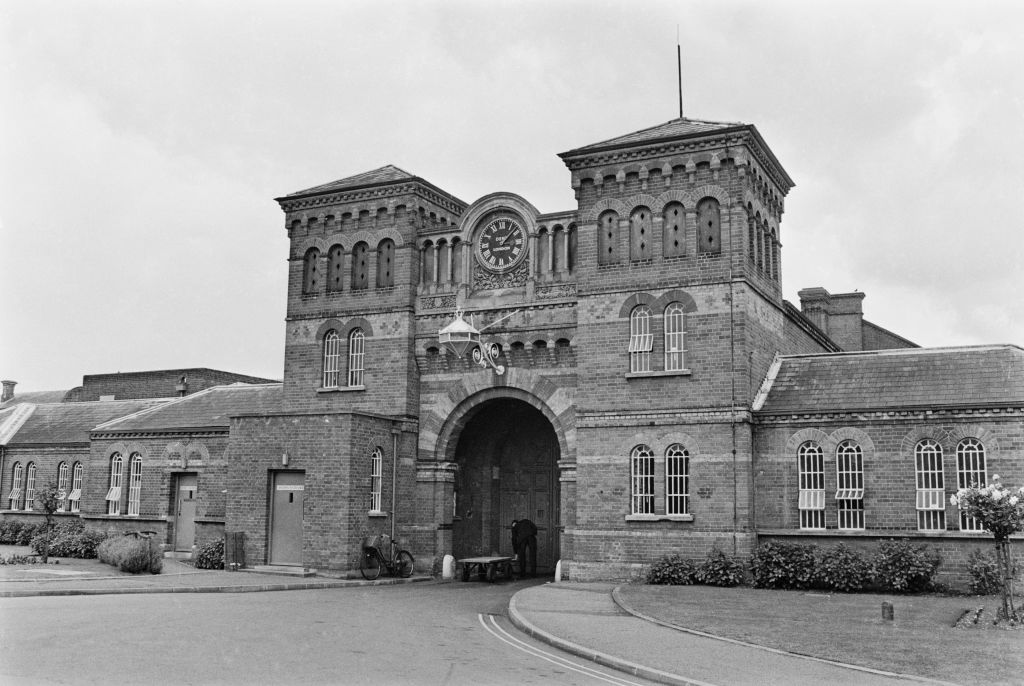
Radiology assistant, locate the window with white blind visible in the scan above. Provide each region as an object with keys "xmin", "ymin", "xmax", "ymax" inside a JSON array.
[
  {"xmin": 914, "ymin": 440, "xmax": 945, "ymax": 531},
  {"xmin": 106, "ymin": 453, "xmax": 123, "ymax": 516},
  {"xmin": 127, "ymin": 453, "xmax": 143, "ymax": 517},
  {"xmin": 8, "ymin": 462, "xmax": 23, "ymax": 510},
  {"xmin": 956, "ymin": 438, "xmax": 987, "ymax": 531},
  {"xmin": 69, "ymin": 462, "xmax": 83, "ymax": 513},
  {"xmin": 24, "ymin": 463, "xmax": 36, "ymax": 511},
  {"xmin": 798, "ymin": 442, "xmax": 825, "ymax": 530},
  {"xmin": 835, "ymin": 441, "xmax": 864, "ymax": 530},
  {"xmin": 628, "ymin": 306, "xmax": 653, "ymax": 373},
  {"xmin": 630, "ymin": 445, "xmax": 655, "ymax": 515},
  {"xmin": 57, "ymin": 462, "xmax": 69, "ymax": 513}
]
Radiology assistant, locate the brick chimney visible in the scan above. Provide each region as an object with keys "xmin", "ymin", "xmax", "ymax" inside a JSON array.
[
  {"xmin": 797, "ymin": 288, "xmax": 866, "ymax": 352},
  {"xmin": 1, "ymin": 380, "xmax": 16, "ymax": 403}
]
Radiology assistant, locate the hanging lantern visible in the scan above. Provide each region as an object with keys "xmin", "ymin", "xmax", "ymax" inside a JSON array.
[{"xmin": 438, "ymin": 310, "xmax": 480, "ymax": 358}]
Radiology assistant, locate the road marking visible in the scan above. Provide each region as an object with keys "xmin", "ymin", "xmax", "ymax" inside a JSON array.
[{"xmin": 478, "ymin": 613, "xmax": 647, "ymax": 686}]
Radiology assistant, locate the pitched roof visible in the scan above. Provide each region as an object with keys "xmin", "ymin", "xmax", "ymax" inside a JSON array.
[
  {"xmin": 0, "ymin": 389, "xmax": 70, "ymax": 409},
  {"xmin": 6, "ymin": 399, "xmax": 168, "ymax": 446},
  {"xmin": 758, "ymin": 345, "xmax": 1024, "ymax": 414},
  {"xmin": 560, "ymin": 117, "xmax": 745, "ymax": 156},
  {"xmin": 94, "ymin": 383, "xmax": 283, "ymax": 433},
  {"xmin": 279, "ymin": 165, "xmax": 418, "ymax": 199}
]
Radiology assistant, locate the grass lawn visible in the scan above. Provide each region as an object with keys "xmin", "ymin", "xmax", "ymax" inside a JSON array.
[{"xmin": 617, "ymin": 585, "xmax": 1022, "ymax": 686}]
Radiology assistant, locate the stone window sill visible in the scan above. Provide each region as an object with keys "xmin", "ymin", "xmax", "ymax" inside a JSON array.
[
  {"xmin": 625, "ymin": 514, "xmax": 694, "ymax": 522},
  {"xmin": 318, "ymin": 385, "xmax": 366, "ymax": 394},
  {"xmin": 368, "ymin": 510, "xmax": 388, "ymax": 518},
  {"xmin": 625, "ymin": 369, "xmax": 692, "ymax": 379}
]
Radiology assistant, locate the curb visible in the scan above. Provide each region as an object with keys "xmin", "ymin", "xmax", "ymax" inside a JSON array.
[
  {"xmin": 609, "ymin": 585, "xmax": 959, "ymax": 686},
  {"xmin": 0, "ymin": 575, "xmax": 430, "ymax": 598},
  {"xmin": 507, "ymin": 588, "xmax": 707, "ymax": 686}
]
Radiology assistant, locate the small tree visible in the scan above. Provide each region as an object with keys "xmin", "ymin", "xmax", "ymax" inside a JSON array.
[
  {"xmin": 33, "ymin": 481, "xmax": 63, "ymax": 563},
  {"xmin": 951, "ymin": 475, "xmax": 1024, "ymax": 621}
]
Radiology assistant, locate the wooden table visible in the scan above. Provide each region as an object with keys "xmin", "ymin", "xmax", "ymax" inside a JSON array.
[{"xmin": 458, "ymin": 556, "xmax": 515, "ymax": 582}]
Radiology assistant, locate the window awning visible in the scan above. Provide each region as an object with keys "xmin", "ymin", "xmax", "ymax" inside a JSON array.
[
  {"xmin": 628, "ymin": 334, "xmax": 654, "ymax": 353},
  {"xmin": 798, "ymin": 489, "xmax": 825, "ymax": 510},
  {"xmin": 835, "ymin": 488, "xmax": 864, "ymax": 500},
  {"xmin": 105, "ymin": 486, "xmax": 121, "ymax": 502},
  {"xmin": 916, "ymin": 489, "xmax": 945, "ymax": 510}
]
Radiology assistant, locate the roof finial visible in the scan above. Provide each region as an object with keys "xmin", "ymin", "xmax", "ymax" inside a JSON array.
[{"xmin": 677, "ymin": 25, "xmax": 684, "ymax": 119}]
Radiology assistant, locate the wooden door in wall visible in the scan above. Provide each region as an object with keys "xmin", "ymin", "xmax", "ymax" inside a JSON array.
[
  {"xmin": 174, "ymin": 474, "xmax": 198, "ymax": 552},
  {"xmin": 499, "ymin": 465, "xmax": 555, "ymax": 571},
  {"xmin": 269, "ymin": 471, "xmax": 305, "ymax": 565}
]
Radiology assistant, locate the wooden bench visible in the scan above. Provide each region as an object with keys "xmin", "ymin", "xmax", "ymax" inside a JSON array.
[{"xmin": 458, "ymin": 556, "xmax": 515, "ymax": 582}]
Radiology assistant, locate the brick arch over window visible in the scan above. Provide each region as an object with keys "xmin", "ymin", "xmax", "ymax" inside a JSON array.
[
  {"xmin": 315, "ymin": 317, "xmax": 375, "ymax": 340},
  {"xmin": 683, "ymin": 184, "xmax": 730, "ymax": 208},
  {"xmin": 581, "ymin": 197, "xmax": 628, "ymax": 223},
  {"xmin": 617, "ymin": 292, "xmax": 657, "ymax": 318},
  {"xmin": 826, "ymin": 428, "xmax": 875, "ymax": 457},
  {"xmin": 295, "ymin": 237, "xmax": 328, "ymax": 257},
  {"xmin": 420, "ymin": 372, "xmax": 575, "ymax": 465},
  {"xmin": 653, "ymin": 290, "xmax": 697, "ymax": 313},
  {"xmin": 784, "ymin": 428, "xmax": 831, "ymax": 456},
  {"xmin": 899, "ymin": 427, "xmax": 955, "ymax": 456},
  {"xmin": 106, "ymin": 441, "xmax": 148, "ymax": 461},
  {"xmin": 945, "ymin": 425, "xmax": 1000, "ymax": 455}
]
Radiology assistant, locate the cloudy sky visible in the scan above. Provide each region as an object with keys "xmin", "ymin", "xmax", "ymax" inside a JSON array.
[{"xmin": 2, "ymin": 0, "xmax": 1023, "ymax": 392}]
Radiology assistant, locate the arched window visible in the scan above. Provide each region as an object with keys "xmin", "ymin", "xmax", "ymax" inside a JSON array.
[
  {"xmin": 536, "ymin": 228, "xmax": 550, "ymax": 276},
  {"xmin": 835, "ymin": 441, "xmax": 864, "ymax": 530},
  {"xmin": 770, "ymin": 228, "xmax": 780, "ymax": 281},
  {"xmin": 421, "ymin": 241, "xmax": 435, "ymax": 285},
  {"xmin": 914, "ymin": 439, "xmax": 945, "ymax": 531},
  {"xmin": 956, "ymin": 438, "xmax": 987, "ymax": 531},
  {"xmin": 630, "ymin": 445, "xmax": 655, "ymax": 515},
  {"xmin": 24, "ymin": 463, "xmax": 36, "ymax": 511},
  {"xmin": 628, "ymin": 305, "xmax": 653, "ymax": 373},
  {"xmin": 8, "ymin": 462, "xmax": 23, "ymax": 510},
  {"xmin": 552, "ymin": 226, "xmax": 565, "ymax": 273},
  {"xmin": 797, "ymin": 442, "xmax": 825, "ymax": 529},
  {"xmin": 747, "ymin": 208, "xmax": 756, "ymax": 264},
  {"xmin": 322, "ymin": 330, "xmax": 342, "ymax": 388},
  {"xmin": 127, "ymin": 453, "xmax": 143, "ymax": 517},
  {"xmin": 567, "ymin": 225, "xmax": 577, "ymax": 272},
  {"xmin": 376, "ymin": 239, "xmax": 395, "ymax": 288},
  {"xmin": 302, "ymin": 247, "xmax": 320, "ymax": 294},
  {"xmin": 666, "ymin": 444, "xmax": 690, "ymax": 515},
  {"xmin": 696, "ymin": 197, "xmax": 721, "ymax": 254},
  {"xmin": 106, "ymin": 453, "xmax": 123, "ymax": 516},
  {"xmin": 369, "ymin": 447, "xmax": 383, "ymax": 512},
  {"xmin": 437, "ymin": 240, "xmax": 450, "ymax": 283},
  {"xmin": 351, "ymin": 242, "xmax": 369, "ymax": 290},
  {"xmin": 451, "ymin": 238, "xmax": 463, "ymax": 284},
  {"xmin": 327, "ymin": 244, "xmax": 344, "ymax": 292},
  {"xmin": 597, "ymin": 210, "xmax": 619, "ymax": 265},
  {"xmin": 57, "ymin": 462, "xmax": 69, "ymax": 513},
  {"xmin": 629, "ymin": 206, "xmax": 652, "ymax": 261},
  {"xmin": 664, "ymin": 302, "xmax": 686, "ymax": 371},
  {"xmin": 347, "ymin": 328, "xmax": 365, "ymax": 387},
  {"xmin": 69, "ymin": 462, "xmax": 83, "ymax": 513},
  {"xmin": 663, "ymin": 202, "xmax": 685, "ymax": 258}
]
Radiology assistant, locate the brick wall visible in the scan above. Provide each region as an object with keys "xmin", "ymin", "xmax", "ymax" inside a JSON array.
[{"xmin": 68, "ymin": 369, "xmax": 277, "ymax": 402}]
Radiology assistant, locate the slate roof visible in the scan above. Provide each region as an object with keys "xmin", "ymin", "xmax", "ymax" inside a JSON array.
[
  {"xmin": 6, "ymin": 399, "xmax": 168, "ymax": 446},
  {"xmin": 279, "ymin": 165, "xmax": 418, "ymax": 199},
  {"xmin": 94, "ymin": 383, "xmax": 283, "ymax": 433},
  {"xmin": 758, "ymin": 345, "xmax": 1024, "ymax": 414},
  {"xmin": 560, "ymin": 117, "xmax": 745, "ymax": 156},
  {"xmin": 0, "ymin": 389, "xmax": 70, "ymax": 409}
]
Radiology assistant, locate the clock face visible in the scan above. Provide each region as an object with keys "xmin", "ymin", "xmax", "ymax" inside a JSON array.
[{"xmin": 476, "ymin": 216, "xmax": 527, "ymax": 272}]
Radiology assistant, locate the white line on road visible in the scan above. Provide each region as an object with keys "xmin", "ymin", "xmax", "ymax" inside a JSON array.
[{"xmin": 477, "ymin": 613, "xmax": 648, "ymax": 686}]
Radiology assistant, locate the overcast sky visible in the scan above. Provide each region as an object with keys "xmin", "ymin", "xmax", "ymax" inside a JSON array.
[{"xmin": 2, "ymin": 0, "xmax": 1023, "ymax": 393}]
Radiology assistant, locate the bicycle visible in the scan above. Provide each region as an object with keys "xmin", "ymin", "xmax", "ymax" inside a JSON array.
[{"xmin": 360, "ymin": 533, "xmax": 414, "ymax": 580}]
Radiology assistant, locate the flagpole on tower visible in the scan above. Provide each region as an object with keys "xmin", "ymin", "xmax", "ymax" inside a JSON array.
[{"xmin": 677, "ymin": 25, "xmax": 684, "ymax": 119}]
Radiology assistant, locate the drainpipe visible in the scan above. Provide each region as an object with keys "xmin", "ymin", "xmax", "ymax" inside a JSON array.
[{"xmin": 390, "ymin": 428, "xmax": 399, "ymax": 543}]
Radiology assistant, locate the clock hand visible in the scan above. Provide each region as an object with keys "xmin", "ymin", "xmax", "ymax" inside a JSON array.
[{"xmin": 501, "ymin": 231, "xmax": 515, "ymax": 245}]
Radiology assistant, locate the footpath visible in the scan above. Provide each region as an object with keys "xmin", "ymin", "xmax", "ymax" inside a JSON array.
[{"xmin": 0, "ymin": 551, "xmax": 955, "ymax": 686}]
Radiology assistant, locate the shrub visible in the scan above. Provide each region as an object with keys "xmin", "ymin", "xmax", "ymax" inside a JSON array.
[
  {"xmin": 194, "ymin": 539, "xmax": 225, "ymax": 570},
  {"xmin": 750, "ymin": 542, "xmax": 817, "ymax": 589},
  {"xmin": 647, "ymin": 554, "xmax": 698, "ymax": 585},
  {"xmin": 29, "ymin": 521, "xmax": 108, "ymax": 559},
  {"xmin": 872, "ymin": 539, "xmax": 940, "ymax": 592},
  {"xmin": 815, "ymin": 544, "xmax": 873, "ymax": 592},
  {"xmin": 967, "ymin": 549, "xmax": 1005, "ymax": 595},
  {"xmin": 0, "ymin": 554, "xmax": 42, "ymax": 565},
  {"xmin": 0, "ymin": 519, "xmax": 26, "ymax": 544},
  {"xmin": 97, "ymin": 535, "xmax": 162, "ymax": 574},
  {"xmin": 695, "ymin": 548, "xmax": 745, "ymax": 587}
]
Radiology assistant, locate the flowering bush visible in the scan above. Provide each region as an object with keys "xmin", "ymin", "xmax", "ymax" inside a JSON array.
[{"xmin": 951, "ymin": 476, "xmax": 1024, "ymax": 621}]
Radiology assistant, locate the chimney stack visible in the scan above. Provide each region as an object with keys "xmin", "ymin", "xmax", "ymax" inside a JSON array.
[{"xmin": 1, "ymin": 380, "xmax": 16, "ymax": 403}]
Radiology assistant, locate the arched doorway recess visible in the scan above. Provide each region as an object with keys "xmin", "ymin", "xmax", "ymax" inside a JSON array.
[{"xmin": 450, "ymin": 397, "xmax": 560, "ymax": 571}]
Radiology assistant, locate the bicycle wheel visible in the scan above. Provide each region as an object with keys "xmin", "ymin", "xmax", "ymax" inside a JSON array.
[
  {"xmin": 360, "ymin": 549, "xmax": 382, "ymax": 580},
  {"xmin": 395, "ymin": 550, "xmax": 414, "ymax": 578}
]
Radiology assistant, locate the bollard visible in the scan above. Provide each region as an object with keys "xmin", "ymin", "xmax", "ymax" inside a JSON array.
[
  {"xmin": 882, "ymin": 601, "xmax": 894, "ymax": 621},
  {"xmin": 442, "ymin": 554, "xmax": 455, "ymax": 580},
  {"xmin": 554, "ymin": 559, "xmax": 562, "ymax": 583}
]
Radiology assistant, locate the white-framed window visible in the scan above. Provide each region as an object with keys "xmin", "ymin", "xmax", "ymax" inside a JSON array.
[
  {"xmin": 24, "ymin": 463, "xmax": 36, "ymax": 511},
  {"xmin": 127, "ymin": 453, "xmax": 143, "ymax": 517},
  {"xmin": 798, "ymin": 441, "xmax": 826, "ymax": 530},
  {"xmin": 665, "ymin": 444, "xmax": 689, "ymax": 515},
  {"xmin": 348, "ymin": 328, "xmax": 365, "ymax": 387},
  {"xmin": 322, "ymin": 330, "xmax": 342, "ymax": 388},
  {"xmin": 664, "ymin": 303, "xmax": 686, "ymax": 371},
  {"xmin": 56, "ymin": 462, "xmax": 69, "ymax": 513},
  {"xmin": 630, "ymin": 445, "xmax": 655, "ymax": 515},
  {"xmin": 914, "ymin": 439, "xmax": 945, "ymax": 531},
  {"xmin": 8, "ymin": 462, "xmax": 24, "ymax": 510},
  {"xmin": 106, "ymin": 453, "xmax": 123, "ymax": 516},
  {"xmin": 628, "ymin": 305, "xmax": 653, "ymax": 373},
  {"xmin": 369, "ymin": 447, "xmax": 383, "ymax": 512},
  {"xmin": 69, "ymin": 462, "xmax": 83, "ymax": 513},
  {"xmin": 835, "ymin": 440, "xmax": 864, "ymax": 530},
  {"xmin": 956, "ymin": 438, "xmax": 987, "ymax": 531}
]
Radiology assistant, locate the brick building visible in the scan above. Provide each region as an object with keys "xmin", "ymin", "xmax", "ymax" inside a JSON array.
[{"xmin": 227, "ymin": 114, "xmax": 1023, "ymax": 584}]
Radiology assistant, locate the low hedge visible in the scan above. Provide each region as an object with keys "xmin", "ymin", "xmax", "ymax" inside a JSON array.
[
  {"xmin": 97, "ymin": 535, "xmax": 163, "ymax": 574},
  {"xmin": 29, "ymin": 521, "xmax": 109, "ymax": 559}
]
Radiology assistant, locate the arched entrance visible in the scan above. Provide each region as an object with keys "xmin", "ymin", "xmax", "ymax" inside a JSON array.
[{"xmin": 450, "ymin": 397, "xmax": 560, "ymax": 572}]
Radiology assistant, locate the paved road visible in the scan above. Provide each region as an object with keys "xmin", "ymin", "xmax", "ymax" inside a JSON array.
[{"xmin": 0, "ymin": 580, "xmax": 661, "ymax": 686}]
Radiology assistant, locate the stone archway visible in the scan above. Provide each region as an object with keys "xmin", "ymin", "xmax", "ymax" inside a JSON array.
[{"xmin": 449, "ymin": 397, "xmax": 560, "ymax": 571}]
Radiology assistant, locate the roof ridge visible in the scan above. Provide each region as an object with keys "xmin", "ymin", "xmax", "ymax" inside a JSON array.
[
  {"xmin": 91, "ymin": 388, "xmax": 220, "ymax": 431},
  {"xmin": 777, "ymin": 343, "xmax": 1022, "ymax": 361}
]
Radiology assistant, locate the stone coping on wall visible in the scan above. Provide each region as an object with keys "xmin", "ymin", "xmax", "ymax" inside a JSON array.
[{"xmin": 758, "ymin": 529, "xmax": 1022, "ymax": 541}]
